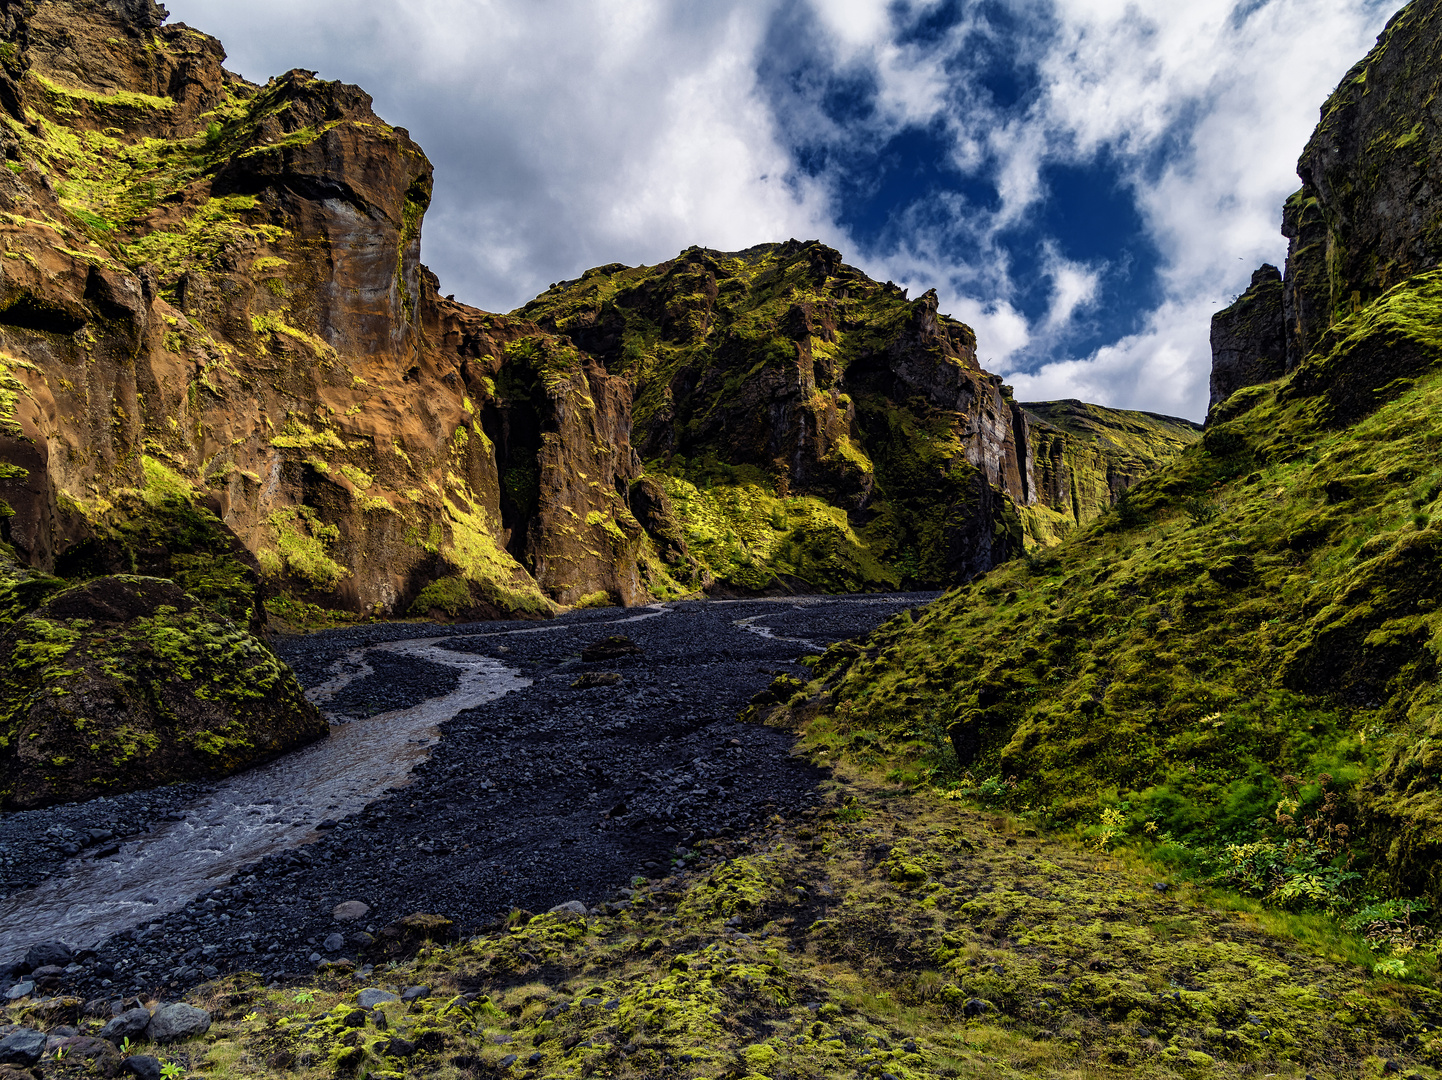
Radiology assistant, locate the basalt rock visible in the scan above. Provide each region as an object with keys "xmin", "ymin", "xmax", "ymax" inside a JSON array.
[
  {"xmin": 0, "ymin": 0, "xmax": 1199, "ymax": 639},
  {"xmin": 0, "ymin": 0, "xmax": 648, "ymax": 621},
  {"xmin": 0, "ymin": 548, "xmax": 323, "ymax": 809},
  {"xmin": 521, "ymin": 246, "xmax": 1199, "ymax": 592},
  {"xmin": 1208, "ymin": 265, "xmax": 1286, "ymax": 417}
]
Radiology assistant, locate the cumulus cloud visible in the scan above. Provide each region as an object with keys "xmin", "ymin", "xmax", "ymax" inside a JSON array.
[
  {"xmin": 166, "ymin": 0, "xmax": 834, "ymax": 311},
  {"xmin": 165, "ymin": 0, "xmax": 1397, "ymax": 419}
]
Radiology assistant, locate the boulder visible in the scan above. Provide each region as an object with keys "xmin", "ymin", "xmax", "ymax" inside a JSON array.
[
  {"xmin": 332, "ymin": 900, "xmax": 370, "ymax": 922},
  {"xmin": 23, "ymin": 942, "xmax": 71, "ymax": 970},
  {"xmin": 122, "ymin": 1054, "xmax": 163, "ymax": 1080},
  {"xmin": 52, "ymin": 1037, "xmax": 121, "ymax": 1074},
  {"xmin": 145, "ymin": 1003, "xmax": 211, "ymax": 1043},
  {"xmin": 99, "ymin": 1007, "xmax": 152, "ymax": 1044},
  {"xmin": 356, "ymin": 989, "xmax": 398, "ymax": 1009},
  {"xmin": 0, "ymin": 571, "xmax": 326, "ymax": 811},
  {"xmin": 0, "ymin": 1028, "xmax": 45, "ymax": 1066}
]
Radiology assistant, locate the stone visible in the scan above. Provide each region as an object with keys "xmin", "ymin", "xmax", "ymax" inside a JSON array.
[
  {"xmin": 962, "ymin": 998, "xmax": 992, "ymax": 1018},
  {"xmin": 99, "ymin": 1008, "xmax": 152, "ymax": 1044},
  {"xmin": 349, "ymin": 932, "xmax": 376, "ymax": 947},
  {"xmin": 581, "ymin": 636, "xmax": 642, "ymax": 663},
  {"xmin": 356, "ymin": 989, "xmax": 399, "ymax": 1009},
  {"xmin": 498, "ymin": 1054, "xmax": 517, "ymax": 1069},
  {"xmin": 323, "ymin": 933, "xmax": 345, "ymax": 952},
  {"xmin": 400, "ymin": 985, "xmax": 429, "ymax": 1002},
  {"xmin": 332, "ymin": 901, "xmax": 371, "ymax": 923},
  {"xmin": 3, "ymin": 983, "xmax": 32, "ymax": 1002},
  {"xmin": 1208, "ymin": 264, "xmax": 1286, "ymax": 415},
  {"xmin": 146, "ymin": 1003, "xmax": 211, "ymax": 1043},
  {"xmin": 385, "ymin": 1038, "xmax": 416, "ymax": 1057},
  {"xmin": 547, "ymin": 901, "xmax": 588, "ymax": 919},
  {"xmin": 342, "ymin": 1011, "xmax": 368, "ymax": 1028},
  {"xmin": 571, "ymin": 672, "xmax": 622, "ymax": 689},
  {"xmin": 24, "ymin": 942, "xmax": 71, "ymax": 970},
  {"xmin": 0, "ymin": 1028, "xmax": 46, "ymax": 1066},
  {"xmin": 52, "ymin": 1037, "xmax": 121, "ymax": 1074},
  {"xmin": 122, "ymin": 1054, "xmax": 163, "ymax": 1080}
]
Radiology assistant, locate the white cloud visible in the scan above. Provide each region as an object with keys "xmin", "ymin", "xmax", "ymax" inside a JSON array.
[
  {"xmin": 165, "ymin": 0, "xmax": 836, "ymax": 310},
  {"xmin": 163, "ymin": 0, "xmax": 1398, "ymax": 420}
]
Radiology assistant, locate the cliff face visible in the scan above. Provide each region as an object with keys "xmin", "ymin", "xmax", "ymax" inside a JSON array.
[
  {"xmin": 804, "ymin": 0, "xmax": 1442, "ymax": 907},
  {"xmin": 0, "ymin": 0, "xmax": 650, "ymax": 620},
  {"xmin": 1207, "ymin": 265, "xmax": 1286, "ymax": 416},
  {"xmin": 520, "ymin": 245, "xmax": 1199, "ymax": 593},
  {"xmin": 0, "ymin": 0, "xmax": 1198, "ymax": 620}
]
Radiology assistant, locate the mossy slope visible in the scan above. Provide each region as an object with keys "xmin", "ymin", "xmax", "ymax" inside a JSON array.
[
  {"xmin": 521, "ymin": 244, "xmax": 1199, "ymax": 594},
  {"xmin": 0, "ymin": 546, "xmax": 323, "ymax": 810},
  {"xmin": 774, "ymin": 264, "xmax": 1442, "ymax": 911},
  {"xmin": 25, "ymin": 780, "xmax": 1442, "ymax": 1079}
]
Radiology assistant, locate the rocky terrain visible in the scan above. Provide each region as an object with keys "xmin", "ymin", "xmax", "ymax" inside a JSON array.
[
  {"xmin": 3, "ymin": 2, "xmax": 1442, "ymax": 1080},
  {"xmin": 0, "ymin": 0, "xmax": 1196, "ymax": 628},
  {"xmin": 0, "ymin": 594, "xmax": 931, "ymax": 998}
]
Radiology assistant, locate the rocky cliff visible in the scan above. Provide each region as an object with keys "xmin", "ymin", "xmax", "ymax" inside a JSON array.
[
  {"xmin": 791, "ymin": 0, "xmax": 1442, "ymax": 909},
  {"xmin": 0, "ymin": 1, "xmax": 1197, "ymax": 618},
  {"xmin": 520, "ymin": 245, "xmax": 1198, "ymax": 593}
]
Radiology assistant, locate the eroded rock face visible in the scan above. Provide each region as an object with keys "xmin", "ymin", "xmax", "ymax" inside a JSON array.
[
  {"xmin": 0, "ymin": 0, "xmax": 1200, "ymax": 619},
  {"xmin": 0, "ymin": 552, "xmax": 323, "ymax": 809},
  {"xmin": 1208, "ymin": 265, "xmax": 1286, "ymax": 416},
  {"xmin": 521, "ymin": 244, "xmax": 1200, "ymax": 590},
  {"xmin": 0, "ymin": 0, "xmax": 650, "ymax": 618}
]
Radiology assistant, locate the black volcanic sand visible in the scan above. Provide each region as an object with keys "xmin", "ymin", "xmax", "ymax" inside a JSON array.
[{"xmin": 1, "ymin": 594, "xmax": 935, "ymax": 1000}]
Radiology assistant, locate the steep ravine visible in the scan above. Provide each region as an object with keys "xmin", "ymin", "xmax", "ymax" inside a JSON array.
[{"xmin": 0, "ymin": 594, "xmax": 932, "ymax": 997}]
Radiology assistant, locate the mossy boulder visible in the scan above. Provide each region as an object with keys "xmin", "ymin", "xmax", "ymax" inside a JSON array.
[{"xmin": 0, "ymin": 566, "xmax": 324, "ymax": 809}]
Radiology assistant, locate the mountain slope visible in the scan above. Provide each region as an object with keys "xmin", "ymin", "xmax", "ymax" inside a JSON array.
[
  {"xmin": 521, "ymin": 245, "xmax": 1199, "ymax": 593},
  {"xmin": 777, "ymin": 0, "xmax": 1442, "ymax": 910}
]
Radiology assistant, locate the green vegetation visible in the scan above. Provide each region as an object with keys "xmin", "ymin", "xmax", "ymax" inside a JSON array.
[
  {"xmin": 32, "ymin": 777, "xmax": 1439, "ymax": 1078},
  {"xmin": 775, "ymin": 267, "xmax": 1442, "ymax": 931},
  {"xmin": 521, "ymin": 243, "xmax": 1197, "ymax": 593}
]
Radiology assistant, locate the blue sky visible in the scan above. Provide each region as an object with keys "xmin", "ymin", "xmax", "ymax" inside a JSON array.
[{"xmin": 164, "ymin": 0, "xmax": 1398, "ymax": 419}]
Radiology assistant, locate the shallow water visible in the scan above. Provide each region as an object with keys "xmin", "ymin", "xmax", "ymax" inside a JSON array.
[
  {"xmin": 0, "ymin": 643, "xmax": 528, "ymax": 963},
  {"xmin": 0, "ymin": 604, "xmax": 680, "ymax": 964}
]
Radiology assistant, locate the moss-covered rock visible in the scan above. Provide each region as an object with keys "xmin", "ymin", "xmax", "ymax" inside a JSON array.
[
  {"xmin": 0, "ymin": 555, "xmax": 323, "ymax": 809},
  {"xmin": 522, "ymin": 245, "xmax": 1199, "ymax": 591}
]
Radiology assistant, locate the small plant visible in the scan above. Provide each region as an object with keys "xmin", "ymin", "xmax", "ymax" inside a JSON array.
[
  {"xmin": 120, "ymin": 1037, "xmax": 131, "ymax": 1054},
  {"xmin": 160, "ymin": 1063, "xmax": 183, "ymax": 1080},
  {"xmin": 835, "ymin": 796, "xmax": 868, "ymax": 823},
  {"xmin": 1090, "ymin": 806, "xmax": 1127, "ymax": 851},
  {"xmin": 293, "ymin": 989, "xmax": 315, "ymax": 1004},
  {"xmin": 1182, "ymin": 496, "xmax": 1219, "ymax": 524},
  {"xmin": 204, "ymin": 120, "xmax": 224, "ymax": 146},
  {"xmin": 242, "ymin": 1011, "xmax": 258, "ymax": 1022},
  {"xmin": 1373, "ymin": 957, "xmax": 1410, "ymax": 979}
]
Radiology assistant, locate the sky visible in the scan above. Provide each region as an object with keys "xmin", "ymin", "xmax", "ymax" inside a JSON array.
[{"xmin": 163, "ymin": 0, "xmax": 1399, "ymax": 421}]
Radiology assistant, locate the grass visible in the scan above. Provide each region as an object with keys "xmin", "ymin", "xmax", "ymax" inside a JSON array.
[{"xmin": 16, "ymin": 769, "xmax": 1442, "ymax": 1078}]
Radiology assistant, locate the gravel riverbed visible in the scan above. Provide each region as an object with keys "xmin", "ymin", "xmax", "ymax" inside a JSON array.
[{"xmin": 0, "ymin": 594, "xmax": 935, "ymax": 1002}]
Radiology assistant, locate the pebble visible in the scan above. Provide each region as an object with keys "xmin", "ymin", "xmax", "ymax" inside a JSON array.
[
  {"xmin": 323, "ymin": 933, "xmax": 345, "ymax": 952},
  {"xmin": 400, "ymin": 985, "xmax": 429, "ymax": 1002},
  {"xmin": 5, "ymin": 596, "xmax": 934, "ymax": 1001},
  {"xmin": 356, "ymin": 989, "xmax": 399, "ymax": 1009},
  {"xmin": 4, "ymin": 983, "xmax": 33, "ymax": 1001}
]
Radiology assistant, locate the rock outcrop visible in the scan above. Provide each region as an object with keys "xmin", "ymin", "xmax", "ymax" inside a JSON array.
[
  {"xmin": 0, "ymin": 0, "xmax": 1198, "ymax": 620},
  {"xmin": 520, "ymin": 245, "xmax": 1199, "ymax": 592},
  {"xmin": 0, "ymin": 546, "xmax": 323, "ymax": 809},
  {"xmin": 1207, "ymin": 265, "xmax": 1286, "ymax": 416}
]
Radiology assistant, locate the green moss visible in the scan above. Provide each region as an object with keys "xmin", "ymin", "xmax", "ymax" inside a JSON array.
[
  {"xmin": 267, "ymin": 506, "xmax": 348, "ymax": 589},
  {"xmin": 408, "ymin": 576, "xmax": 472, "ymax": 618}
]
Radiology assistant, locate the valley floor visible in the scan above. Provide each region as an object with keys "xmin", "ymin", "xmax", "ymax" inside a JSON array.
[{"xmin": 2, "ymin": 597, "xmax": 1441, "ymax": 1079}]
